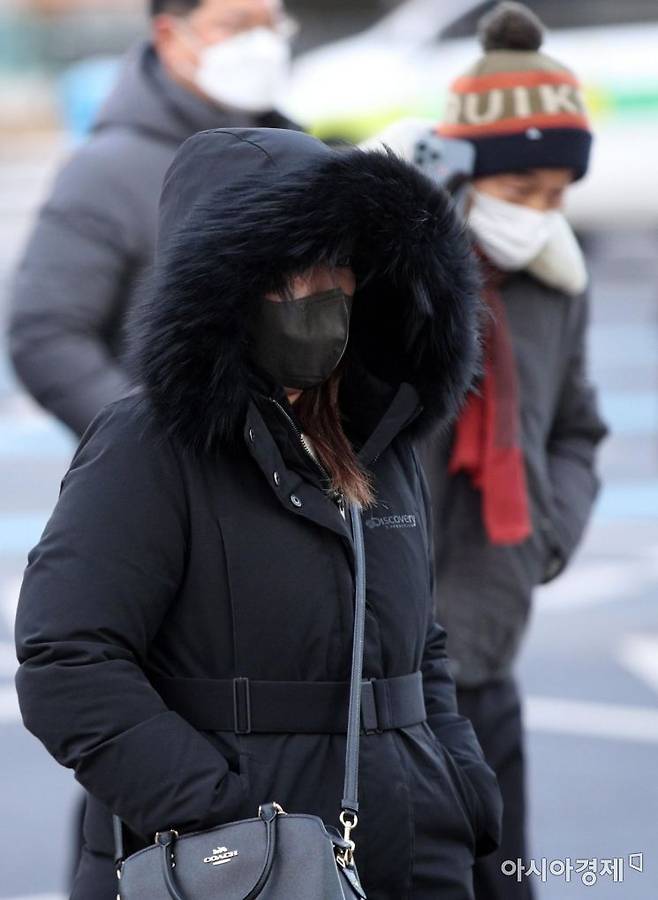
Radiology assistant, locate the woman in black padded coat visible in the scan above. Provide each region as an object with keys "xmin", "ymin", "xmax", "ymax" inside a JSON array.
[{"xmin": 14, "ymin": 127, "xmax": 502, "ymax": 899}]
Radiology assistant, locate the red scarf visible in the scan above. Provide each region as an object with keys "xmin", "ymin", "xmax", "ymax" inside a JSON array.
[{"xmin": 449, "ymin": 255, "xmax": 532, "ymax": 545}]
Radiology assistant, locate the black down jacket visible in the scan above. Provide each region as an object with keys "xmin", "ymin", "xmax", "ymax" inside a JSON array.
[{"xmin": 14, "ymin": 128, "xmax": 502, "ymax": 899}]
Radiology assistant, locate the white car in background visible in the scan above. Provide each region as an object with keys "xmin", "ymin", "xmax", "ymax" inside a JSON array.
[{"xmin": 282, "ymin": 0, "xmax": 658, "ymax": 229}]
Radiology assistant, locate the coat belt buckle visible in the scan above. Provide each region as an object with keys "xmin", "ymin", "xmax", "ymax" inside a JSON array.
[
  {"xmin": 360, "ymin": 679, "xmax": 382, "ymax": 734},
  {"xmin": 233, "ymin": 676, "xmax": 252, "ymax": 734}
]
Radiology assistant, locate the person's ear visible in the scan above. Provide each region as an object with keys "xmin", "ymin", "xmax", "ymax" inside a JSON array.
[
  {"xmin": 153, "ymin": 14, "xmax": 197, "ymax": 73},
  {"xmin": 152, "ymin": 14, "xmax": 174, "ymax": 56}
]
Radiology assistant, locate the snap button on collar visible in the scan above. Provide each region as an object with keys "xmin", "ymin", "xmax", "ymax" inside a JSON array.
[
  {"xmin": 273, "ymin": 471, "xmax": 281, "ymax": 486},
  {"xmin": 248, "ymin": 427, "xmax": 255, "ymax": 442},
  {"xmin": 290, "ymin": 494, "xmax": 302, "ymax": 508}
]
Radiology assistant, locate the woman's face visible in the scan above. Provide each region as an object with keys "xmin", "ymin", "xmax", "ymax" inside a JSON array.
[{"xmin": 265, "ymin": 262, "xmax": 356, "ymax": 404}]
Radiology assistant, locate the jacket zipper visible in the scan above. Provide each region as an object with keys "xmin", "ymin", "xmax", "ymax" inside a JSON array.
[{"xmin": 266, "ymin": 397, "xmax": 346, "ymax": 518}]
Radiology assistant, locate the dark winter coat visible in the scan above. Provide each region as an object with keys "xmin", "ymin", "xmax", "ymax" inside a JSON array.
[
  {"xmin": 7, "ymin": 41, "xmax": 296, "ymax": 436},
  {"xmin": 14, "ymin": 128, "xmax": 503, "ymax": 899},
  {"xmin": 418, "ymin": 273, "xmax": 608, "ymax": 688}
]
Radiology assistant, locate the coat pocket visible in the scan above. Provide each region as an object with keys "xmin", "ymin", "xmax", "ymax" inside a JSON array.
[
  {"xmin": 437, "ymin": 742, "xmax": 481, "ymax": 835},
  {"xmin": 235, "ymin": 750, "xmax": 281, "ymax": 815},
  {"xmin": 526, "ymin": 467, "xmax": 567, "ymax": 583},
  {"xmin": 196, "ymin": 733, "xmax": 255, "ymax": 824},
  {"xmin": 403, "ymin": 722, "xmax": 477, "ymax": 851},
  {"xmin": 420, "ymin": 723, "xmax": 479, "ymax": 844},
  {"xmin": 515, "ymin": 530, "xmax": 551, "ymax": 590}
]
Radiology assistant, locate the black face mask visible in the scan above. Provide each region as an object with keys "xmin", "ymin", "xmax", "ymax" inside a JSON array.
[{"xmin": 249, "ymin": 288, "xmax": 353, "ymax": 391}]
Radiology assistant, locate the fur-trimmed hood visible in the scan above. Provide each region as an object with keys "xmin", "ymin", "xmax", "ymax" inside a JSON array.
[{"xmin": 132, "ymin": 127, "xmax": 481, "ymax": 454}]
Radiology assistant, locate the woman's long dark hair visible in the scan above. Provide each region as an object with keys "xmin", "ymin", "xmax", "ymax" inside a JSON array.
[{"xmin": 294, "ymin": 363, "xmax": 375, "ymax": 509}]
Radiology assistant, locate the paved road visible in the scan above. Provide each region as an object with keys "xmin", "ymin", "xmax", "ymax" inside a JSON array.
[{"xmin": 0, "ymin": 136, "xmax": 656, "ymax": 899}]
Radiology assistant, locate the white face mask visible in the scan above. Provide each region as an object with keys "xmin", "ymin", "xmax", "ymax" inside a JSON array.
[
  {"xmin": 189, "ymin": 27, "xmax": 291, "ymax": 113},
  {"xmin": 467, "ymin": 188, "xmax": 559, "ymax": 271}
]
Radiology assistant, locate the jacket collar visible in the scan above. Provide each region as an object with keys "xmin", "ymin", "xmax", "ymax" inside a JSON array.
[
  {"xmin": 93, "ymin": 42, "xmax": 297, "ymax": 145},
  {"xmin": 250, "ymin": 356, "xmax": 423, "ymax": 482}
]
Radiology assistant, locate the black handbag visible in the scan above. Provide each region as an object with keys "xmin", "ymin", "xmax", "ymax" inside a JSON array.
[{"xmin": 113, "ymin": 502, "xmax": 369, "ymax": 899}]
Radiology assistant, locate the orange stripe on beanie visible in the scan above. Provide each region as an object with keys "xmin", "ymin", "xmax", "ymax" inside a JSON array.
[
  {"xmin": 440, "ymin": 113, "xmax": 590, "ymax": 139},
  {"xmin": 436, "ymin": 2, "xmax": 593, "ymax": 180}
]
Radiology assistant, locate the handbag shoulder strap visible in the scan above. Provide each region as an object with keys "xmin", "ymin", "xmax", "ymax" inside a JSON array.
[{"xmin": 341, "ymin": 501, "xmax": 366, "ymax": 817}]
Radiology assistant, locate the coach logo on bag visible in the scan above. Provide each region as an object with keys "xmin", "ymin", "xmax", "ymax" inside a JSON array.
[{"xmin": 203, "ymin": 845, "xmax": 239, "ymax": 866}]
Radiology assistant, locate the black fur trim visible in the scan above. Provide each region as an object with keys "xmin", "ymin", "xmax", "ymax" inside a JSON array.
[{"xmin": 131, "ymin": 140, "xmax": 482, "ymax": 454}]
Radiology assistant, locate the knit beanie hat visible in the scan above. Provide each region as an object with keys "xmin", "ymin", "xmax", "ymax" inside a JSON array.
[{"xmin": 437, "ymin": 1, "xmax": 593, "ymax": 180}]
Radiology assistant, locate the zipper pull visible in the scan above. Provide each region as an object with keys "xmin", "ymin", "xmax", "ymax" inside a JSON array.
[{"xmin": 334, "ymin": 490, "xmax": 346, "ymax": 519}]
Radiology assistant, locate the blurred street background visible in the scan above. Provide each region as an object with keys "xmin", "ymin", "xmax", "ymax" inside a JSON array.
[{"xmin": 1, "ymin": 1, "xmax": 657, "ymax": 897}]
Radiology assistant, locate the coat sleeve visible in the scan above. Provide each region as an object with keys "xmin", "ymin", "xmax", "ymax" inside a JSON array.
[
  {"xmin": 14, "ymin": 400, "xmax": 249, "ymax": 842},
  {"xmin": 541, "ymin": 290, "xmax": 609, "ymax": 582},
  {"xmin": 413, "ymin": 447, "xmax": 503, "ymax": 858},
  {"xmin": 7, "ymin": 141, "xmax": 137, "ymax": 436}
]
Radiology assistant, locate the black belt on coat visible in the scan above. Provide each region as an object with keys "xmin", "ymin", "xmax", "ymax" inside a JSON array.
[{"xmin": 148, "ymin": 670, "xmax": 427, "ymax": 735}]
